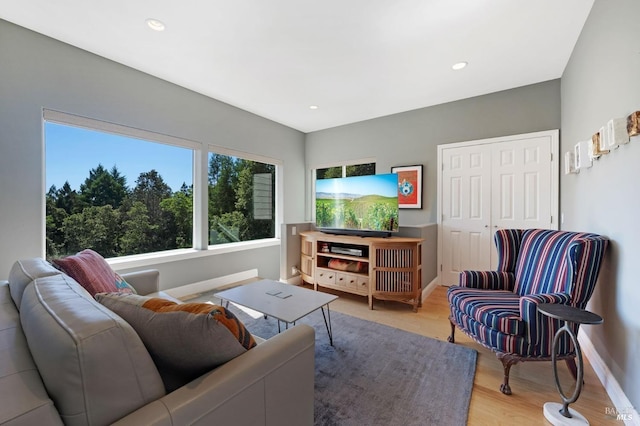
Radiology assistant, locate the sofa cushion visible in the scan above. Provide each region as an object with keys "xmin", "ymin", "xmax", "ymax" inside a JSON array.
[
  {"xmin": 0, "ymin": 282, "xmax": 63, "ymax": 425},
  {"xmin": 53, "ymin": 249, "xmax": 136, "ymax": 296},
  {"xmin": 19, "ymin": 274, "xmax": 165, "ymax": 426},
  {"xmin": 8, "ymin": 258, "xmax": 62, "ymax": 310},
  {"xmin": 95, "ymin": 293, "xmax": 257, "ymax": 392}
]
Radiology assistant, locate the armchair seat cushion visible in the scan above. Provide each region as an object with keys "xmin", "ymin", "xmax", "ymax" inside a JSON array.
[
  {"xmin": 447, "ymin": 287, "xmax": 524, "ymax": 336},
  {"xmin": 451, "ymin": 308, "xmax": 529, "ymax": 355}
]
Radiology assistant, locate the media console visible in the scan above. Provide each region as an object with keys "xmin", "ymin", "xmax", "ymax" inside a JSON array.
[{"xmin": 299, "ymin": 231, "xmax": 423, "ymax": 311}]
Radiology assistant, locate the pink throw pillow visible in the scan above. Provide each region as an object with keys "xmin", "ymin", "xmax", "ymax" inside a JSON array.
[{"xmin": 53, "ymin": 249, "xmax": 135, "ymax": 296}]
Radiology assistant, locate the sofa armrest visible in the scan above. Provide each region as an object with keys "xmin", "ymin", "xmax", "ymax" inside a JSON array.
[
  {"xmin": 459, "ymin": 271, "xmax": 515, "ymax": 291},
  {"xmin": 121, "ymin": 270, "xmax": 159, "ymax": 295},
  {"xmin": 113, "ymin": 324, "xmax": 316, "ymax": 426}
]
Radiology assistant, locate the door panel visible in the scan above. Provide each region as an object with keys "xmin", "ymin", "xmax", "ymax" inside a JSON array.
[
  {"xmin": 492, "ymin": 137, "xmax": 552, "ymax": 230},
  {"xmin": 440, "ymin": 145, "xmax": 492, "ymax": 286}
]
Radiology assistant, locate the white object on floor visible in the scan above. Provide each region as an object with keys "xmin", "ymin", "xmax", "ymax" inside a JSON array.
[{"xmin": 544, "ymin": 402, "xmax": 589, "ymax": 425}]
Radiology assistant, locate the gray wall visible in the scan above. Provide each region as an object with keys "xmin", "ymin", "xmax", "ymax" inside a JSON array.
[
  {"xmin": 280, "ymin": 222, "xmax": 313, "ymax": 281},
  {"xmin": 561, "ymin": 0, "xmax": 640, "ymax": 410},
  {"xmin": 0, "ymin": 19, "xmax": 306, "ymax": 284},
  {"xmin": 305, "ymin": 80, "xmax": 561, "ymax": 225}
]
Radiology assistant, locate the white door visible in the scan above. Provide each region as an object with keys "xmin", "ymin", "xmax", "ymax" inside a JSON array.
[
  {"xmin": 440, "ymin": 144, "xmax": 492, "ymax": 286},
  {"xmin": 438, "ymin": 131, "xmax": 558, "ymax": 286},
  {"xmin": 492, "ymin": 136, "xmax": 553, "ymax": 231}
]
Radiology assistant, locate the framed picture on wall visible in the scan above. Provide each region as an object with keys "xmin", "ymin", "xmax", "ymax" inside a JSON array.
[{"xmin": 391, "ymin": 165, "xmax": 423, "ymax": 209}]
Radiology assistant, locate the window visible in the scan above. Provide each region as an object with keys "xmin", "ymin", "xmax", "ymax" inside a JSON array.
[
  {"xmin": 316, "ymin": 162, "xmax": 376, "ymax": 179},
  {"xmin": 208, "ymin": 152, "xmax": 276, "ymax": 244},
  {"xmin": 316, "ymin": 162, "xmax": 376, "ymax": 180},
  {"xmin": 45, "ymin": 119, "xmax": 194, "ymax": 258},
  {"xmin": 44, "ymin": 110, "xmax": 281, "ymax": 262}
]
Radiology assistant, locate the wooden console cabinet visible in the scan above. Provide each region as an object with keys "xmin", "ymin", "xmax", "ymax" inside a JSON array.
[{"xmin": 299, "ymin": 231, "xmax": 423, "ymax": 311}]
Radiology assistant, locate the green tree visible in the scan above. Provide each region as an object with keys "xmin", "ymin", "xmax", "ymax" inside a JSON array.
[
  {"xmin": 132, "ymin": 170, "xmax": 173, "ymax": 251},
  {"xmin": 208, "ymin": 154, "xmax": 237, "ymax": 217},
  {"xmin": 45, "ymin": 192, "xmax": 69, "ymax": 258},
  {"xmin": 160, "ymin": 187, "xmax": 193, "ymax": 248},
  {"xmin": 63, "ymin": 205, "xmax": 120, "ymax": 257},
  {"xmin": 346, "ymin": 163, "xmax": 375, "ymax": 177},
  {"xmin": 132, "ymin": 170, "xmax": 171, "ymax": 220},
  {"xmin": 120, "ymin": 201, "xmax": 156, "ymax": 255},
  {"xmin": 78, "ymin": 164, "xmax": 128, "ymax": 209},
  {"xmin": 51, "ymin": 181, "xmax": 81, "ymax": 214},
  {"xmin": 316, "ymin": 166, "xmax": 342, "ymax": 179}
]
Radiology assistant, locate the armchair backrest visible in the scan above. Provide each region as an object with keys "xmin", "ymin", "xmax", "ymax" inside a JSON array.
[{"xmin": 494, "ymin": 229, "xmax": 608, "ymax": 308}]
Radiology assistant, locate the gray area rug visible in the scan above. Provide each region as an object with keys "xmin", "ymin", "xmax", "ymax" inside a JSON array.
[{"xmin": 228, "ymin": 304, "xmax": 477, "ymax": 426}]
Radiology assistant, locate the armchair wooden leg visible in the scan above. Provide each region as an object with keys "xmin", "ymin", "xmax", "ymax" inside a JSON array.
[
  {"xmin": 497, "ymin": 353, "xmax": 520, "ymax": 395},
  {"xmin": 447, "ymin": 319, "xmax": 456, "ymax": 343}
]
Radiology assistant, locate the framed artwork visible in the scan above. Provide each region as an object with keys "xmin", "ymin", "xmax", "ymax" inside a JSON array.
[{"xmin": 391, "ymin": 165, "xmax": 423, "ymax": 209}]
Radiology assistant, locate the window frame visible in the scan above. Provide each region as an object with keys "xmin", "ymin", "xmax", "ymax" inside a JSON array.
[{"xmin": 43, "ymin": 109, "xmax": 281, "ymax": 269}]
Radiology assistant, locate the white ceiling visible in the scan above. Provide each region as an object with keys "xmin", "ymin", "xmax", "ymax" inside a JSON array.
[{"xmin": 1, "ymin": 0, "xmax": 594, "ymax": 133}]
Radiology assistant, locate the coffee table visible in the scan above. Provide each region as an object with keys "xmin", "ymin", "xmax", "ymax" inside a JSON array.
[{"xmin": 214, "ymin": 279, "xmax": 338, "ymax": 345}]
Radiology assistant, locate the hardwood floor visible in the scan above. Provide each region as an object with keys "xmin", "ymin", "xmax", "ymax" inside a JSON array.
[{"xmin": 316, "ymin": 284, "xmax": 619, "ymax": 425}]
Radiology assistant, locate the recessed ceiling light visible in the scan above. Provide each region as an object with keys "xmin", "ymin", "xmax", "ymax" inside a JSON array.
[
  {"xmin": 452, "ymin": 61, "xmax": 468, "ymax": 71},
  {"xmin": 146, "ymin": 18, "xmax": 165, "ymax": 32},
  {"xmin": 309, "ymin": 105, "xmax": 319, "ymax": 110}
]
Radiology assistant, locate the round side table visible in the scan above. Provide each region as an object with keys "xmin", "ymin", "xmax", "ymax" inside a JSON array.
[{"xmin": 537, "ymin": 303, "xmax": 603, "ymax": 426}]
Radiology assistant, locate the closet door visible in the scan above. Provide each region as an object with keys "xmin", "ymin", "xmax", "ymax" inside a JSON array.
[
  {"xmin": 437, "ymin": 130, "xmax": 558, "ymax": 286},
  {"xmin": 440, "ymin": 145, "xmax": 492, "ymax": 286},
  {"xmin": 492, "ymin": 136, "xmax": 553, "ymax": 231}
]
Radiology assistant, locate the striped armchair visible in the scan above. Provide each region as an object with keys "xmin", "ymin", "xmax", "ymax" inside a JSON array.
[{"xmin": 447, "ymin": 229, "xmax": 608, "ymax": 395}]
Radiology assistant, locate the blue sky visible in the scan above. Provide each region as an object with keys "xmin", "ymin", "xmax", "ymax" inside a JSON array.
[
  {"xmin": 45, "ymin": 122, "xmax": 193, "ymax": 192},
  {"xmin": 316, "ymin": 173, "xmax": 398, "ymax": 197}
]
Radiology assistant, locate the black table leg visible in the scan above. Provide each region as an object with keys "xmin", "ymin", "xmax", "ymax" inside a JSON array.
[{"xmin": 320, "ymin": 305, "xmax": 334, "ymax": 346}]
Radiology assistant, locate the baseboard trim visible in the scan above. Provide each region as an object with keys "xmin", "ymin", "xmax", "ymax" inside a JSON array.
[
  {"xmin": 164, "ymin": 269, "xmax": 259, "ymax": 298},
  {"xmin": 421, "ymin": 277, "xmax": 439, "ymax": 302},
  {"xmin": 578, "ymin": 330, "xmax": 639, "ymax": 425}
]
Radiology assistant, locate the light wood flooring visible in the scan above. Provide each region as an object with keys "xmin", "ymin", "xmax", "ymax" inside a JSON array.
[
  {"xmin": 308, "ymin": 283, "xmax": 619, "ymax": 425},
  {"xmin": 183, "ymin": 281, "xmax": 619, "ymax": 424}
]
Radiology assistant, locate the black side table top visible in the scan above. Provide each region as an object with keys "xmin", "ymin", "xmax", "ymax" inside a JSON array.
[{"xmin": 537, "ymin": 303, "xmax": 604, "ymax": 325}]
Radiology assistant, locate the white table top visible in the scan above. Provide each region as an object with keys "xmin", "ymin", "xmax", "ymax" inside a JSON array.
[{"xmin": 214, "ymin": 279, "xmax": 338, "ymax": 324}]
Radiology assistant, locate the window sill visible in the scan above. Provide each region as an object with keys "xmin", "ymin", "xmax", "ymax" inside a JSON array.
[{"xmin": 107, "ymin": 238, "xmax": 281, "ymax": 271}]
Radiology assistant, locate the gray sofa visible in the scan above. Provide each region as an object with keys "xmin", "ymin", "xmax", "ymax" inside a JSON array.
[{"xmin": 0, "ymin": 258, "xmax": 315, "ymax": 426}]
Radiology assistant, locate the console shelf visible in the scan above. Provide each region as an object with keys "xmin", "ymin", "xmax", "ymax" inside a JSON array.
[{"xmin": 299, "ymin": 231, "xmax": 423, "ymax": 311}]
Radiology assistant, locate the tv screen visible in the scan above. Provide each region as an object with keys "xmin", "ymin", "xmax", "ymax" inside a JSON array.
[{"xmin": 315, "ymin": 173, "xmax": 399, "ymax": 236}]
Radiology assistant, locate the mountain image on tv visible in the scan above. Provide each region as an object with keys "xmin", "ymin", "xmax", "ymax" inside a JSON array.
[{"xmin": 315, "ymin": 174, "xmax": 399, "ymax": 232}]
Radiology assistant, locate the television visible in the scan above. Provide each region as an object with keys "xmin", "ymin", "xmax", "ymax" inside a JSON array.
[{"xmin": 315, "ymin": 173, "xmax": 399, "ymax": 237}]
